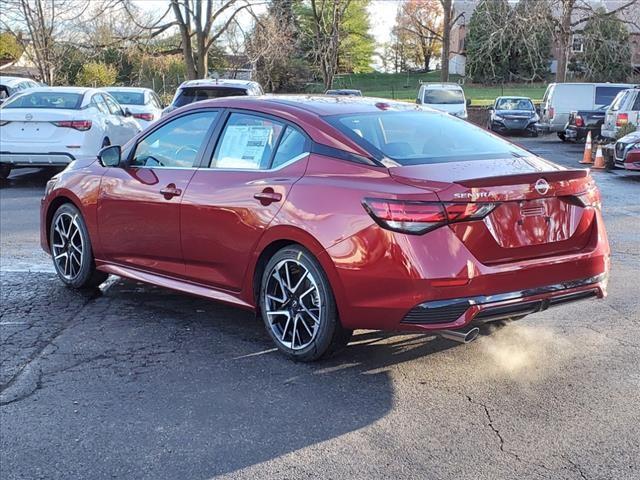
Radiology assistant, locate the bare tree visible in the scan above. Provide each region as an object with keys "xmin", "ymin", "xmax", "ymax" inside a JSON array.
[
  {"xmin": 308, "ymin": 0, "xmax": 351, "ymax": 89},
  {"xmin": 398, "ymin": 0, "xmax": 443, "ymax": 72},
  {"xmin": 1, "ymin": 0, "xmax": 92, "ymax": 84},
  {"xmin": 551, "ymin": 0, "xmax": 638, "ymax": 82}
]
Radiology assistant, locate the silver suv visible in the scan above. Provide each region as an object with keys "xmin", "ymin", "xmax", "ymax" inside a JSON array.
[{"xmin": 601, "ymin": 88, "xmax": 640, "ymax": 140}]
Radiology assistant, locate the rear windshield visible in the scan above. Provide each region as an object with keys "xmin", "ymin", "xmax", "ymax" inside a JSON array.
[
  {"xmin": 106, "ymin": 91, "xmax": 145, "ymax": 105},
  {"xmin": 595, "ymin": 86, "xmax": 628, "ymax": 107},
  {"xmin": 328, "ymin": 110, "xmax": 529, "ymax": 165},
  {"xmin": 3, "ymin": 92, "xmax": 83, "ymax": 109},
  {"xmin": 173, "ymin": 87, "xmax": 247, "ymax": 107},
  {"xmin": 422, "ymin": 88, "xmax": 464, "ymax": 105}
]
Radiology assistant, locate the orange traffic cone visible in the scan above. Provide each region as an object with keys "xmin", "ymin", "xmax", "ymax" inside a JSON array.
[
  {"xmin": 580, "ymin": 131, "xmax": 593, "ymax": 164},
  {"xmin": 592, "ymin": 145, "xmax": 606, "ymax": 169}
]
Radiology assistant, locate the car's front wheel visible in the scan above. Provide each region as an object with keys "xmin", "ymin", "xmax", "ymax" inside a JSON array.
[
  {"xmin": 50, "ymin": 203, "xmax": 108, "ymax": 289},
  {"xmin": 0, "ymin": 164, "xmax": 11, "ymax": 180},
  {"xmin": 259, "ymin": 245, "xmax": 352, "ymax": 361}
]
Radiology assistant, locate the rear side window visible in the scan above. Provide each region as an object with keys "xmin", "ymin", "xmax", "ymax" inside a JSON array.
[
  {"xmin": 174, "ymin": 87, "xmax": 248, "ymax": 107},
  {"xmin": 329, "ymin": 110, "xmax": 529, "ymax": 165},
  {"xmin": 595, "ymin": 86, "xmax": 628, "ymax": 106},
  {"xmin": 272, "ymin": 127, "xmax": 308, "ymax": 169},
  {"xmin": 633, "ymin": 92, "xmax": 640, "ymax": 111},
  {"xmin": 131, "ymin": 111, "xmax": 218, "ymax": 168},
  {"xmin": 211, "ymin": 113, "xmax": 284, "ymax": 170},
  {"xmin": 3, "ymin": 92, "xmax": 82, "ymax": 109}
]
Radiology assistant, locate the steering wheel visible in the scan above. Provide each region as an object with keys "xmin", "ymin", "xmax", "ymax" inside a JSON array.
[
  {"xmin": 174, "ymin": 145, "xmax": 198, "ymax": 163},
  {"xmin": 144, "ymin": 155, "xmax": 164, "ymax": 167}
]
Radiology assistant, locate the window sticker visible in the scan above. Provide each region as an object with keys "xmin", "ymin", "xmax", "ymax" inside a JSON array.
[{"xmin": 216, "ymin": 125, "xmax": 273, "ymax": 169}]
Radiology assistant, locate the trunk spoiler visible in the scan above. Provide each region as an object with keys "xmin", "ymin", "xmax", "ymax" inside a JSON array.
[{"xmin": 455, "ymin": 169, "xmax": 589, "ymax": 188}]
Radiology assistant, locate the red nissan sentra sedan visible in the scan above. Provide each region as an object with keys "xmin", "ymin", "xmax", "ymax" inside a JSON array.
[{"xmin": 41, "ymin": 96, "xmax": 610, "ymax": 361}]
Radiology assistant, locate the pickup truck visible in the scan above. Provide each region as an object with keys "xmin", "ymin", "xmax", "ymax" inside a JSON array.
[{"xmin": 564, "ymin": 107, "xmax": 607, "ymax": 142}]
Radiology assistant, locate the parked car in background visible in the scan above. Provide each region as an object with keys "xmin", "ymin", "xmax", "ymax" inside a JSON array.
[
  {"xmin": 601, "ymin": 88, "xmax": 640, "ymax": 140},
  {"xmin": 487, "ymin": 96, "xmax": 539, "ymax": 136},
  {"xmin": 539, "ymin": 82, "xmax": 633, "ymax": 140},
  {"xmin": 564, "ymin": 106, "xmax": 607, "ymax": 142},
  {"xmin": 0, "ymin": 76, "xmax": 40, "ymax": 105},
  {"xmin": 0, "ymin": 87, "xmax": 141, "ymax": 179},
  {"xmin": 41, "ymin": 95, "xmax": 609, "ymax": 361},
  {"xmin": 101, "ymin": 87, "xmax": 163, "ymax": 128},
  {"xmin": 162, "ymin": 79, "xmax": 263, "ymax": 117},
  {"xmin": 613, "ymin": 129, "xmax": 640, "ymax": 171},
  {"xmin": 325, "ymin": 89, "xmax": 362, "ymax": 96},
  {"xmin": 416, "ymin": 82, "xmax": 468, "ymax": 119}
]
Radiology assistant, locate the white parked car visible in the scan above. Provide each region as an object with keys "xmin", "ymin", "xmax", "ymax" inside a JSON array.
[
  {"xmin": 0, "ymin": 87, "xmax": 141, "ymax": 179},
  {"xmin": 601, "ymin": 88, "xmax": 640, "ymax": 140},
  {"xmin": 101, "ymin": 87, "xmax": 164, "ymax": 129},
  {"xmin": 162, "ymin": 79, "xmax": 264, "ymax": 116},
  {"xmin": 416, "ymin": 83, "xmax": 468, "ymax": 119},
  {"xmin": 0, "ymin": 76, "xmax": 40, "ymax": 106}
]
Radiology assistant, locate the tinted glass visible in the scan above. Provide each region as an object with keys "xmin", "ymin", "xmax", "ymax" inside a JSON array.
[
  {"xmin": 107, "ymin": 91, "xmax": 145, "ymax": 105},
  {"xmin": 422, "ymin": 89, "xmax": 464, "ymax": 104},
  {"xmin": 272, "ymin": 127, "xmax": 307, "ymax": 169},
  {"xmin": 174, "ymin": 87, "xmax": 248, "ymax": 107},
  {"xmin": 633, "ymin": 93, "xmax": 640, "ymax": 111},
  {"xmin": 131, "ymin": 111, "xmax": 217, "ymax": 168},
  {"xmin": 330, "ymin": 111, "xmax": 529, "ymax": 165},
  {"xmin": 496, "ymin": 98, "xmax": 534, "ymax": 111},
  {"xmin": 103, "ymin": 95, "xmax": 122, "ymax": 115},
  {"xmin": 595, "ymin": 86, "xmax": 628, "ymax": 106},
  {"xmin": 3, "ymin": 92, "xmax": 82, "ymax": 109},
  {"xmin": 211, "ymin": 113, "xmax": 284, "ymax": 170}
]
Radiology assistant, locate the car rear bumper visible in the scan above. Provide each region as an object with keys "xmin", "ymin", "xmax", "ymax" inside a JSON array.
[
  {"xmin": 0, "ymin": 152, "xmax": 75, "ymax": 166},
  {"xmin": 565, "ymin": 125, "xmax": 597, "ymax": 141},
  {"xmin": 325, "ymin": 211, "xmax": 610, "ymax": 332}
]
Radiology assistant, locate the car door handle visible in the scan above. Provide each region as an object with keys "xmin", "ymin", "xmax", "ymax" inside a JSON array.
[
  {"xmin": 160, "ymin": 184, "xmax": 182, "ymax": 199},
  {"xmin": 254, "ymin": 189, "xmax": 282, "ymax": 205}
]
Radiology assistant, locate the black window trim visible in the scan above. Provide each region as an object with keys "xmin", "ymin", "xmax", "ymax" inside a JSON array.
[{"xmin": 123, "ymin": 108, "xmax": 222, "ymax": 170}]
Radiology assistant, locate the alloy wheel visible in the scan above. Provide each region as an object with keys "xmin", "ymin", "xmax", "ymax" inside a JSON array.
[
  {"xmin": 52, "ymin": 212, "xmax": 84, "ymax": 280},
  {"xmin": 264, "ymin": 259, "xmax": 321, "ymax": 350}
]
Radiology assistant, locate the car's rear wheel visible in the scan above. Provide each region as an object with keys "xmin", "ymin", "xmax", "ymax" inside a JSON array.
[
  {"xmin": 260, "ymin": 246, "xmax": 352, "ymax": 361},
  {"xmin": 0, "ymin": 164, "xmax": 11, "ymax": 180},
  {"xmin": 50, "ymin": 203, "xmax": 107, "ymax": 289}
]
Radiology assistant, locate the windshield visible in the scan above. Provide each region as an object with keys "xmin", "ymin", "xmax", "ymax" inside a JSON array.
[
  {"xmin": 328, "ymin": 110, "xmax": 530, "ymax": 165},
  {"xmin": 2, "ymin": 92, "xmax": 83, "ymax": 109},
  {"xmin": 422, "ymin": 88, "xmax": 464, "ymax": 105},
  {"xmin": 106, "ymin": 91, "xmax": 145, "ymax": 105},
  {"xmin": 174, "ymin": 87, "xmax": 247, "ymax": 107},
  {"xmin": 496, "ymin": 98, "xmax": 534, "ymax": 111}
]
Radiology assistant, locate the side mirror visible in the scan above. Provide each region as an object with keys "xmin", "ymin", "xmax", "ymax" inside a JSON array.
[
  {"xmin": 98, "ymin": 145, "xmax": 121, "ymax": 167},
  {"xmin": 466, "ymin": 98, "xmax": 472, "ymax": 107},
  {"xmin": 123, "ymin": 107, "xmax": 132, "ymax": 117},
  {"xmin": 416, "ymin": 98, "xmax": 422, "ymax": 105},
  {"xmin": 488, "ymin": 106, "xmax": 494, "ymax": 111}
]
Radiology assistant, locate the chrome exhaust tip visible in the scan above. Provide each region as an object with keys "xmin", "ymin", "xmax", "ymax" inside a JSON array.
[{"xmin": 437, "ymin": 327, "xmax": 480, "ymax": 344}]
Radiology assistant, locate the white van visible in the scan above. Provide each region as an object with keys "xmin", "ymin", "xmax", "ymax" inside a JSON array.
[
  {"xmin": 539, "ymin": 82, "xmax": 633, "ymax": 140},
  {"xmin": 416, "ymin": 83, "xmax": 468, "ymax": 119}
]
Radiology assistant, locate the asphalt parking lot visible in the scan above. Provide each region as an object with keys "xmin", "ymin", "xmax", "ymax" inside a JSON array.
[{"xmin": 1, "ymin": 135, "xmax": 639, "ymax": 480}]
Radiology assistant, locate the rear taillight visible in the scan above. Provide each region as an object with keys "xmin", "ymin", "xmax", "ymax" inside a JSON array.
[
  {"xmin": 133, "ymin": 113, "xmax": 154, "ymax": 121},
  {"xmin": 616, "ymin": 113, "xmax": 628, "ymax": 127},
  {"xmin": 363, "ymin": 198, "xmax": 497, "ymax": 235},
  {"xmin": 574, "ymin": 115, "xmax": 584, "ymax": 127},
  {"xmin": 52, "ymin": 120, "xmax": 92, "ymax": 131},
  {"xmin": 549, "ymin": 107, "xmax": 555, "ymax": 119}
]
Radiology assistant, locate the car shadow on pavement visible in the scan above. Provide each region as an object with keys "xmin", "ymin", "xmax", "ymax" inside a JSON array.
[{"xmin": 1, "ymin": 276, "xmax": 462, "ymax": 480}]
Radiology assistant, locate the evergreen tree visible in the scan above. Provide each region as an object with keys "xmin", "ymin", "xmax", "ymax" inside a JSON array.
[
  {"xmin": 582, "ymin": 8, "xmax": 632, "ymax": 82},
  {"xmin": 465, "ymin": 0, "xmax": 511, "ymax": 83},
  {"xmin": 338, "ymin": 0, "xmax": 375, "ymax": 74}
]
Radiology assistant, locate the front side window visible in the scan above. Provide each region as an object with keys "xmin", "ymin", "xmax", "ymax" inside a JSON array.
[
  {"xmin": 131, "ymin": 111, "xmax": 217, "ymax": 168},
  {"xmin": 329, "ymin": 110, "xmax": 529, "ymax": 165},
  {"xmin": 211, "ymin": 113, "xmax": 284, "ymax": 170},
  {"xmin": 422, "ymin": 88, "xmax": 464, "ymax": 105}
]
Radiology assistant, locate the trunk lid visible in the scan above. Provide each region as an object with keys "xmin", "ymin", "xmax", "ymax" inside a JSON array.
[
  {"xmin": 0, "ymin": 108, "xmax": 85, "ymax": 142},
  {"xmin": 389, "ymin": 156, "xmax": 597, "ymax": 264}
]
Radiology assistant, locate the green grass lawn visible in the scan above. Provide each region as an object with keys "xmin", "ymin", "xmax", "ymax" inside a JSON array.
[{"xmin": 306, "ymin": 71, "xmax": 548, "ymax": 106}]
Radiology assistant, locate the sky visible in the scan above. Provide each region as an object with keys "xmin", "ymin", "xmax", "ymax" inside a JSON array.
[{"xmin": 133, "ymin": 0, "xmax": 400, "ymax": 45}]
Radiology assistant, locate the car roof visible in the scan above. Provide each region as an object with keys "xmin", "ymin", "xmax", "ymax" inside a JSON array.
[
  {"xmin": 179, "ymin": 79, "xmax": 258, "ymax": 89},
  {"xmin": 420, "ymin": 83, "xmax": 463, "ymax": 90},
  {"xmin": 496, "ymin": 96, "xmax": 532, "ymax": 100},
  {"xmin": 101, "ymin": 87, "xmax": 153, "ymax": 93},
  {"xmin": 0, "ymin": 76, "xmax": 36, "ymax": 87},
  {"xmin": 184, "ymin": 94, "xmax": 436, "ymax": 116},
  {"xmin": 16, "ymin": 86, "xmax": 97, "ymax": 95}
]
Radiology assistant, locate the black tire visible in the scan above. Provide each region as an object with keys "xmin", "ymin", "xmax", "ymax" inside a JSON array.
[
  {"xmin": 50, "ymin": 203, "xmax": 108, "ymax": 289},
  {"xmin": 259, "ymin": 245, "xmax": 352, "ymax": 361},
  {"xmin": 0, "ymin": 164, "xmax": 11, "ymax": 180},
  {"xmin": 557, "ymin": 132, "xmax": 567, "ymax": 142}
]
